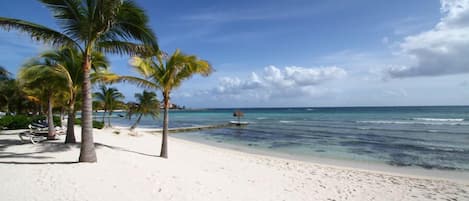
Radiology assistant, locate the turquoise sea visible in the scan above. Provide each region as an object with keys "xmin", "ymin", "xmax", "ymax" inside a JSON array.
[{"xmin": 102, "ymin": 106, "xmax": 469, "ymax": 171}]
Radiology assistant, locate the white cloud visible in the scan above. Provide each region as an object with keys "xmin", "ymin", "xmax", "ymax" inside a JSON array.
[
  {"xmin": 211, "ymin": 65, "xmax": 346, "ymax": 100},
  {"xmin": 387, "ymin": 0, "xmax": 469, "ymax": 78}
]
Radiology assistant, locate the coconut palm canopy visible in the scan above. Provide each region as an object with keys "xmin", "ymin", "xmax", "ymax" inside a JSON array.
[
  {"xmin": 40, "ymin": 47, "xmax": 109, "ymax": 143},
  {"xmin": 93, "ymin": 85, "xmax": 125, "ymax": 127},
  {"xmin": 0, "ymin": 0, "xmax": 159, "ymax": 162},
  {"xmin": 106, "ymin": 48, "xmax": 212, "ymax": 158},
  {"xmin": 129, "ymin": 90, "xmax": 160, "ymax": 130},
  {"xmin": 18, "ymin": 58, "xmax": 69, "ymax": 138}
]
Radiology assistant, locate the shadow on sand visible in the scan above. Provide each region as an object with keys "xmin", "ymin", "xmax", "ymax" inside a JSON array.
[
  {"xmin": 95, "ymin": 142, "xmax": 159, "ymax": 158},
  {"xmin": 0, "ymin": 133, "xmax": 160, "ymax": 165}
]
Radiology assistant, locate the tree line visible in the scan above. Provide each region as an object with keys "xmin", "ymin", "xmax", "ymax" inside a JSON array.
[{"xmin": 0, "ymin": 0, "xmax": 212, "ymax": 161}]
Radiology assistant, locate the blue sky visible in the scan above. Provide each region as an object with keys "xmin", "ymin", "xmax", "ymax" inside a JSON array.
[{"xmin": 1, "ymin": 0, "xmax": 469, "ymax": 108}]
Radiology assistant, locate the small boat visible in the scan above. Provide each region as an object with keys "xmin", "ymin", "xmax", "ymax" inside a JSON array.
[{"xmin": 229, "ymin": 121, "xmax": 249, "ymax": 126}]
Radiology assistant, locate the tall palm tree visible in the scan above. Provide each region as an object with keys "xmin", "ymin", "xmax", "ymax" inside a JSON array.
[
  {"xmin": 117, "ymin": 49, "xmax": 212, "ymax": 158},
  {"xmin": 129, "ymin": 91, "xmax": 160, "ymax": 130},
  {"xmin": 125, "ymin": 101, "xmax": 138, "ymax": 120},
  {"xmin": 40, "ymin": 47, "xmax": 109, "ymax": 143},
  {"xmin": 18, "ymin": 59, "xmax": 68, "ymax": 139},
  {"xmin": 93, "ymin": 85, "xmax": 124, "ymax": 127},
  {"xmin": 0, "ymin": 0, "xmax": 158, "ymax": 162}
]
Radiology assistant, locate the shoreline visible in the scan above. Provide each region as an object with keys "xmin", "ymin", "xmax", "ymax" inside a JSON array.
[
  {"xmin": 171, "ymin": 135, "xmax": 469, "ymax": 184},
  {"xmin": 1, "ymin": 127, "xmax": 468, "ymax": 200},
  {"xmin": 114, "ymin": 125, "xmax": 469, "ymax": 183}
]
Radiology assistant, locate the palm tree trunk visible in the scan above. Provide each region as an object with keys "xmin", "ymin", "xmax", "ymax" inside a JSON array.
[
  {"xmin": 47, "ymin": 93, "xmax": 55, "ymax": 140},
  {"xmin": 102, "ymin": 108, "xmax": 106, "ymax": 124},
  {"xmin": 79, "ymin": 53, "xmax": 97, "ymax": 162},
  {"xmin": 65, "ymin": 96, "xmax": 76, "ymax": 143},
  {"xmin": 130, "ymin": 113, "xmax": 143, "ymax": 130},
  {"xmin": 160, "ymin": 91, "xmax": 169, "ymax": 158},
  {"xmin": 108, "ymin": 110, "xmax": 112, "ymax": 128}
]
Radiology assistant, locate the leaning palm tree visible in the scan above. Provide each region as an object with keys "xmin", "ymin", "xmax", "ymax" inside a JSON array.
[
  {"xmin": 118, "ymin": 49, "xmax": 212, "ymax": 158},
  {"xmin": 129, "ymin": 90, "xmax": 160, "ymax": 130},
  {"xmin": 41, "ymin": 47, "xmax": 109, "ymax": 143},
  {"xmin": 18, "ymin": 59, "xmax": 68, "ymax": 139},
  {"xmin": 93, "ymin": 85, "xmax": 124, "ymax": 127},
  {"xmin": 0, "ymin": 0, "xmax": 158, "ymax": 162}
]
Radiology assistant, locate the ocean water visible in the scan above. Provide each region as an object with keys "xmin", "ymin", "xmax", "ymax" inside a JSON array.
[{"xmin": 105, "ymin": 106, "xmax": 469, "ymax": 171}]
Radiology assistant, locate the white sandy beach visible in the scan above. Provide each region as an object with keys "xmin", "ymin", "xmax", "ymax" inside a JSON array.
[{"xmin": 0, "ymin": 127, "xmax": 468, "ymax": 201}]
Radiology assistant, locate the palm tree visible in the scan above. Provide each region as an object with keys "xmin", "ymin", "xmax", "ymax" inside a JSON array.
[
  {"xmin": 40, "ymin": 47, "xmax": 109, "ymax": 143},
  {"xmin": 129, "ymin": 91, "xmax": 160, "ymax": 130},
  {"xmin": 117, "ymin": 49, "xmax": 212, "ymax": 158},
  {"xmin": 0, "ymin": 0, "xmax": 158, "ymax": 162},
  {"xmin": 18, "ymin": 59, "xmax": 68, "ymax": 139},
  {"xmin": 93, "ymin": 85, "xmax": 124, "ymax": 127},
  {"xmin": 125, "ymin": 101, "xmax": 138, "ymax": 120}
]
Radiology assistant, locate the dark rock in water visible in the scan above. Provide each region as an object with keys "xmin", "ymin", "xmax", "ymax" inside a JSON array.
[
  {"xmin": 387, "ymin": 161, "xmax": 412, "ymax": 167},
  {"xmin": 315, "ymin": 150, "xmax": 325, "ymax": 152},
  {"xmin": 349, "ymin": 148, "xmax": 374, "ymax": 155},
  {"xmin": 268, "ymin": 141, "xmax": 302, "ymax": 149}
]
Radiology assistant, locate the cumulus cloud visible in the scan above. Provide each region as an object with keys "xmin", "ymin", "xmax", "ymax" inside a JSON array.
[
  {"xmin": 212, "ymin": 65, "xmax": 346, "ymax": 100},
  {"xmin": 387, "ymin": 0, "xmax": 469, "ymax": 78}
]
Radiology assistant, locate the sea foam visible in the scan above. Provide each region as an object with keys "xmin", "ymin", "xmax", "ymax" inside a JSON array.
[{"xmin": 412, "ymin": 118, "xmax": 464, "ymax": 122}]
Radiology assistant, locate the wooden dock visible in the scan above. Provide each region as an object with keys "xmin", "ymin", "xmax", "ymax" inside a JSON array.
[
  {"xmin": 168, "ymin": 123, "xmax": 231, "ymax": 133},
  {"xmin": 138, "ymin": 123, "xmax": 233, "ymax": 134}
]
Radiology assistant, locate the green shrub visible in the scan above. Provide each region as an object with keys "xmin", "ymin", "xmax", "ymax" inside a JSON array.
[
  {"xmin": 30, "ymin": 115, "xmax": 45, "ymax": 124},
  {"xmin": 74, "ymin": 118, "xmax": 104, "ymax": 129},
  {"xmin": 93, "ymin": 121, "xmax": 105, "ymax": 129},
  {"xmin": 53, "ymin": 116, "xmax": 62, "ymax": 127},
  {"xmin": 0, "ymin": 115, "xmax": 14, "ymax": 129},
  {"xmin": 0, "ymin": 115, "xmax": 31, "ymax": 129},
  {"xmin": 74, "ymin": 118, "xmax": 81, "ymax": 125},
  {"xmin": 0, "ymin": 114, "xmax": 63, "ymax": 130},
  {"xmin": 30, "ymin": 115, "xmax": 62, "ymax": 126}
]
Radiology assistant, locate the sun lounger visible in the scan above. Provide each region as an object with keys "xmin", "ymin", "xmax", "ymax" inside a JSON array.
[
  {"xmin": 18, "ymin": 124, "xmax": 66, "ymax": 144},
  {"xmin": 18, "ymin": 130, "xmax": 48, "ymax": 144}
]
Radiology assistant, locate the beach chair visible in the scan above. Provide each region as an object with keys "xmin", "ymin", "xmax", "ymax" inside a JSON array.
[
  {"xmin": 18, "ymin": 124, "xmax": 65, "ymax": 144},
  {"xmin": 18, "ymin": 129, "xmax": 48, "ymax": 144}
]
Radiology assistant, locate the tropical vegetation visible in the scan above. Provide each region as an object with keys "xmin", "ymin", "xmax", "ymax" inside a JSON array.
[
  {"xmin": 38, "ymin": 47, "xmax": 109, "ymax": 143},
  {"xmin": 18, "ymin": 58, "xmax": 68, "ymax": 139},
  {"xmin": 0, "ymin": 0, "xmax": 158, "ymax": 162},
  {"xmin": 116, "ymin": 49, "xmax": 212, "ymax": 158},
  {"xmin": 93, "ymin": 85, "xmax": 125, "ymax": 128},
  {"xmin": 128, "ymin": 91, "xmax": 160, "ymax": 130}
]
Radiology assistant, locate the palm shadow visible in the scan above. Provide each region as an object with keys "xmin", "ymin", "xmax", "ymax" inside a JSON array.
[
  {"xmin": 95, "ymin": 142, "xmax": 159, "ymax": 158},
  {"xmin": 0, "ymin": 133, "xmax": 160, "ymax": 165},
  {"xmin": 0, "ymin": 136, "xmax": 77, "ymax": 164}
]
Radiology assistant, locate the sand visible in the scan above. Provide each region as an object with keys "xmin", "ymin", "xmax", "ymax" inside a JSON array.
[{"xmin": 0, "ymin": 127, "xmax": 468, "ymax": 201}]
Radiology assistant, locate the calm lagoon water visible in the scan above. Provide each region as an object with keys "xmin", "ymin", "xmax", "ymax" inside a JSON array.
[{"xmin": 103, "ymin": 106, "xmax": 469, "ymax": 171}]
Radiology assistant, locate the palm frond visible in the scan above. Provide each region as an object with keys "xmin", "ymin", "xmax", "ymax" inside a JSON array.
[
  {"xmin": 40, "ymin": 0, "xmax": 85, "ymax": 41},
  {"xmin": 96, "ymin": 41, "xmax": 150, "ymax": 56},
  {"xmin": 117, "ymin": 75, "xmax": 159, "ymax": 89},
  {"xmin": 0, "ymin": 17, "xmax": 78, "ymax": 48},
  {"xmin": 98, "ymin": 0, "xmax": 159, "ymax": 52}
]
